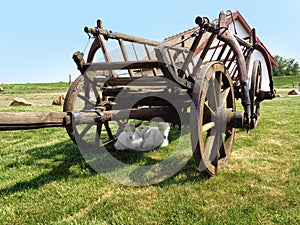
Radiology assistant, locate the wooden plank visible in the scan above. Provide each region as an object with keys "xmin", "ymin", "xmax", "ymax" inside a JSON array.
[
  {"xmin": 75, "ymin": 106, "xmax": 184, "ymax": 124},
  {"xmin": 96, "ymin": 76, "xmax": 167, "ymax": 86},
  {"xmin": 83, "ymin": 60, "xmax": 166, "ymax": 71}
]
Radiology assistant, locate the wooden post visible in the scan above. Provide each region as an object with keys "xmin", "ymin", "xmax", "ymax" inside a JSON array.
[{"xmin": 69, "ymin": 74, "xmax": 72, "ymax": 86}]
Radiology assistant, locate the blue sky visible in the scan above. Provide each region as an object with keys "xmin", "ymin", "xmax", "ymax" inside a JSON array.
[{"xmin": 0, "ymin": 0, "xmax": 299, "ymax": 83}]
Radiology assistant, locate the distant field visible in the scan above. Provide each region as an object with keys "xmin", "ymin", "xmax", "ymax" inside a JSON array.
[
  {"xmin": 0, "ymin": 91, "xmax": 299, "ymax": 224},
  {"xmin": 0, "ymin": 82, "xmax": 70, "ymax": 94},
  {"xmin": 273, "ymin": 75, "xmax": 299, "ymax": 88},
  {"xmin": 0, "ymin": 82, "xmax": 70, "ymax": 103}
]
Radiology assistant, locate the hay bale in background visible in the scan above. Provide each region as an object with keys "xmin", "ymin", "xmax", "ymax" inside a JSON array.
[
  {"xmin": 10, "ymin": 97, "xmax": 33, "ymax": 106},
  {"xmin": 52, "ymin": 95, "xmax": 65, "ymax": 106},
  {"xmin": 288, "ymin": 89, "xmax": 299, "ymax": 95}
]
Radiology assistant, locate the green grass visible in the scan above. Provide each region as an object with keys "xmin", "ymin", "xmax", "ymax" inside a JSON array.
[
  {"xmin": 0, "ymin": 82, "xmax": 69, "ymax": 94},
  {"xmin": 273, "ymin": 75, "xmax": 300, "ymax": 88},
  {"xmin": 0, "ymin": 97, "xmax": 299, "ymax": 224},
  {"xmin": 0, "ymin": 82, "xmax": 70, "ymax": 102}
]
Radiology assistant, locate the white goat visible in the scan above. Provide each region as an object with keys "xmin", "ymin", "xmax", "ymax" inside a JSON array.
[
  {"xmin": 114, "ymin": 123, "xmax": 143, "ymax": 150},
  {"xmin": 141, "ymin": 122, "xmax": 170, "ymax": 151}
]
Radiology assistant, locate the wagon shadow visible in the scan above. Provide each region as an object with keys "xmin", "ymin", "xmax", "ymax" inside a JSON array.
[
  {"xmin": 1, "ymin": 140, "xmax": 206, "ymax": 196},
  {"xmin": 1, "ymin": 141, "xmax": 94, "ymax": 196}
]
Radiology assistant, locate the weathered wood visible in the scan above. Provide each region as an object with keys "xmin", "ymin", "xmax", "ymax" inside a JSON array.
[
  {"xmin": 95, "ymin": 76, "xmax": 166, "ymax": 86},
  {"xmin": 98, "ymin": 33, "xmax": 117, "ymax": 77},
  {"xmin": 118, "ymin": 38, "xmax": 134, "ymax": 77},
  {"xmin": 74, "ymin": 106, "xmax": 183, "ymax": 124},
  {"xmin": 83, "ymin": 60, "xmax": 166, "ymax": 71},
  {"xmin": 0, "ymin": 105, "xmax": 187, "ymax": 131},
  {"xmin": 0, "ymin": 111, "xmax": 69, "ymax": 131}
]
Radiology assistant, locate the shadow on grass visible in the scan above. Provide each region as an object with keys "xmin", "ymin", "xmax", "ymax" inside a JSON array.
[
  {"xmin": 1, "ymin": 141, "xmax": 95, "ymax": 196},
  {"xmin": 86, "ymin": 143, "xmax": 207, "ymax": 186},
  {"xmin": 1, "ymin": 140, "xmax": 207, "ymax": 196}
]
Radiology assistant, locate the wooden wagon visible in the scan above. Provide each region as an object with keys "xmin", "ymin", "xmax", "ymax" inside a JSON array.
[{"xmin": 0, "ymin": 10, "xmax": 275, "ymax": 177}]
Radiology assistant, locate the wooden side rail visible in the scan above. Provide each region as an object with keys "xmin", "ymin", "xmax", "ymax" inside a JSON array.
[{"xmin": 82, "ymin": 60, "xmax": 166, "ymax": 71}]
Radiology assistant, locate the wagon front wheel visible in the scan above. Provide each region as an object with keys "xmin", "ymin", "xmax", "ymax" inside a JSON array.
[
  {"xmin": 63, "ymin": 75, "xmax": 120, "ymax": 147},
  {"xmin": 191, "ymin": 62, "xmax": 236, "ymax": 177}
]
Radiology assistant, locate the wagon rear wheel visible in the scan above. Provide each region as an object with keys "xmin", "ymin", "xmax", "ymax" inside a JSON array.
[
  {"xmin": 191, "ymin": 62, "xmax": 236, "ymax": 177},
  {"xmin": 63, "ymin": 75, "xmax": 121, "ymax": 147},
  {"xmin": 250, "ymin": 60, "xmax": 262, "ymax": 129}
]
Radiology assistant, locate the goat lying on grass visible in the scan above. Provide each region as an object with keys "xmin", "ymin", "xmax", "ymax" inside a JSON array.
[
  {"xmin": 114, "ymin": 123, "xmax": 143, "ymax": 150},
  {"xmin": 114, "ymin": 122, "xmax": 170, "ymax": 151},
  {"xmin": 141, "ymin": 122, "xmax": 170, "ymax": 151}
]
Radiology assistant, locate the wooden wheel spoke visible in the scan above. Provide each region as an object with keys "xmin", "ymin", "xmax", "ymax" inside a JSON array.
[
  {"xmin": 219, "ymin": 137, "xmax": 228, "ymax": 158},
  {"xmin": 213, "ymin": 76, "xmax": 221, "ymax": 106},
  {"xmin": 207, "ymin": 76, "xmax": 222, "ymax": 110},
  {"xmin": 204, "ymin": 133, "xmax": 216, "ymax": 162},
  {"xmin": 79, "ymin": 123, "xmax": 94, "ymax": 139},
  {"xmin": 77, "ymin": 94, "xmax": 97, "ymax": 106},
  {"xmin": 202, "ymin": 122, "xmax": 215, "ymax": 133},
  {"xmin": 211, "ymin": 132, "xmax": 223, "ymax": 165},
  {"xmin": 204, "ymin": 131, "xmax": 222, "ymax": 163},
  {"xmin": 204, "ymin": 103, "xmax": 216, "ymax": 118},
  {"xmin": 221, "ymin": 87, "xmax": 230, "ymax": 107},
  {"xmin": 207, "ymin": 79, "xmax": 218, "ymax": 111}
]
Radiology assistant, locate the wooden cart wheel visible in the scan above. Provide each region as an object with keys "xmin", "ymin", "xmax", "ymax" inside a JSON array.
[
  {"xmin": 63, "ymin": 75, "xmax": 120, "ymax": 147},
  {"xmin": 249, "ymin": 60, "xmax": 262, "ymax": 129},
  {"xmin": 191, "ymin": 62, "xmax": 236, "ymax": 177}
]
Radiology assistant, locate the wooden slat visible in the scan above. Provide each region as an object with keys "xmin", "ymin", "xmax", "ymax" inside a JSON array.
[
  {"xmin": 76, "ymin": 106, "xmax": 184, "ymax": 124},
  {"xmin": 118, "ymin": 38, "xmax": 134, "ymax": 77},
  {"xmin": 94, "ymin": 76, "xmax": 167, "ymax": 86},
  {"xmin": 83, "ymin": 60, "xmax": 166, "ymax": 71}
]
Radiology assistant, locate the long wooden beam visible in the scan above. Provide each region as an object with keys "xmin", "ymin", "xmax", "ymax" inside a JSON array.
[
  {"xmin": 0, "ymin": 111, "xmax": 69, "ymax": 131},
  {"xmin": 0, "ymin": 106, "xmax": 184, "ymax": 131}
]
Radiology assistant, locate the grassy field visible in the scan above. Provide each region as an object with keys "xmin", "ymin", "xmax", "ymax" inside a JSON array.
[
  {"xmin": 0, "ymin": 82, "xmax": 70, "ymax": 94},
  {"xmin": 273, "ymin": 75, "xmax": 299, "ymax": 88},
  {"xmin": 0, "ymin": 82, "xmax": 69, "ymax": 102},
  {"xmin": 0, "ymin": 91, "xmax": 299, "ymax": 224}
]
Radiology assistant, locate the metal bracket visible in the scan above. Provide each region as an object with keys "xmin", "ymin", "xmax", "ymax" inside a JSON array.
[
  {"xmin": 95, "ymin": 109, "xmax": 106, "ymax": 123},
  {"xmin": 107, "ymin": 30, "xmax": 117, "ymax": 39}
]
